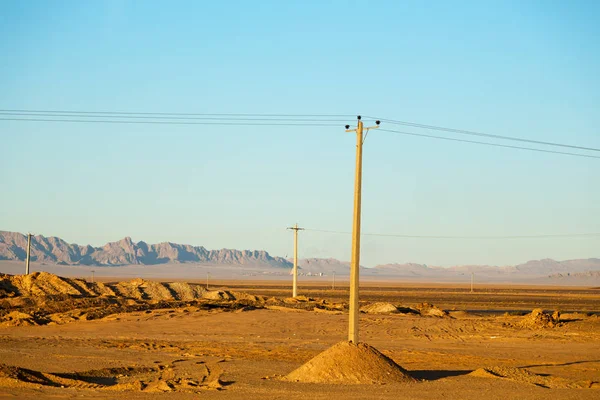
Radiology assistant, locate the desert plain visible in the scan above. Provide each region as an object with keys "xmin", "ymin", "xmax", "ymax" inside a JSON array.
[{"xmin": 0, "ymin": 270, "xmax": 599, "ymax": 399}]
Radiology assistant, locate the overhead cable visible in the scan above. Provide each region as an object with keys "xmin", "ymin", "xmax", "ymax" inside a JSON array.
[
  {"xmin": 367, "ymin": 116, "xmax": 600, "ymax": 153},
  {"xmin": 379, "ymin": 128, "xmax": 600, "ymax": 159},
  {"xmin": 304, "ymin": 228, "xmax": 600, "ymax": 239}
]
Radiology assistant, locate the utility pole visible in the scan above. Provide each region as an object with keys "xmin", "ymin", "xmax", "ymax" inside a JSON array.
[
  {"xmin": 345, "ymin": 116, "xmax": 380, "ymax": 344},
  {"xmin": 332, "ymin": 271, "xmax": 336, "ymax": 290},
  {"xmin": 91, "ymin": 270, "xmax": 95, "ymax": 283},
  {"xmin": 206, "ymin": 272, "xmax": 210, "ymax": 290},
  {"xmin": 25, "ymin": 233, "xmax": 32, "ymax": 275},
  {"xmin": 287, "ymin": 223, "xmax": 304, "ymax": 298},
  {"xmin": 470, "ymin": 272, "xmax": 474, "ymax": 293}
]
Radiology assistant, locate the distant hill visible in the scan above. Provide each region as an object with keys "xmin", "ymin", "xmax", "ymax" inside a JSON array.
[
  {"xmin": 285, "ymin": 257, "xmax": 600, "ymax": 282},
  {"xmin": 367, "ymin": 259, "xmax": 600, "ymax": 282},
  {"xmin": 515, "ymin": 259, "xmax": 600, "ymax": 275},
  {"xmin": 1, "ymin": 231, "xmax": 598, "ymax": 283},
  {"xmin": 296, "ymin": 258, "xmax": 352, "ymax": 274},
  {"xmin": 549, "ymin": 270, "xmax": 600, "ymax": 279},
  {"xmin": 371, "ymin": 263, "xmax": 445, "ymax": 277},
  {"xmin": 547, "ymin": 270, "xmax": 600, "ymax": 285},
  {"xmin": 0, "ymin": 231, "xmax": 291, "ymax": 268}
]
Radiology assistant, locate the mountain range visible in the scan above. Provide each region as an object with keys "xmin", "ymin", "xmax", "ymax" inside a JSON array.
[
  {"xmin": 1, "ymin": 231, "xmax": 599, "ymax": 283},
  {"xmin": 298, "ymin": 258, "xmax": 600, "ymax": 281},
  {"xmin": 0, "ymin": 231, "xmax": 291, "ymax": 268}
]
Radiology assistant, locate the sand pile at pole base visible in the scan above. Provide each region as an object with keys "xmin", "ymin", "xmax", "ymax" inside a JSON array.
[
  {"xmin": 517, "ymin": 308, "xmax": 560, "ymax": 329},
  {"xmin": 470, "ymin": 366, "xmax": 598, "ymax": 389},
  {"xmin": 360, "ymin": 302, "xmax": 399, "ymax": 314},
  {"xmin": 284, "ymin": 341, "xmax": 416, "ymax": 384}
]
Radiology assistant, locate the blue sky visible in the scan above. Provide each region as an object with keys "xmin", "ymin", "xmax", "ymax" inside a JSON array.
[{"xmin": 1, "ymin": 0, "xmax": 598, "ymax": 267}]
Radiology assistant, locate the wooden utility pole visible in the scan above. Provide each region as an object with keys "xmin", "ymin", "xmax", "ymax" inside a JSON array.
[
  {"xmin": 287, "ymin": 223, "xmax": 304, "ymax": 298},
  {"xmin": 345, "ymin": 116, "xmax": 380, "ymax": 344},
  {"xmin": 25, "ymin": 233, "xmax": 32, "ymax": 275}
]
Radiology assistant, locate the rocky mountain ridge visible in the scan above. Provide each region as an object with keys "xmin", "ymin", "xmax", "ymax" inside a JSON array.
[{"xmin": 0, "ymin": 231, "xmax": 291, "ymax": 268}]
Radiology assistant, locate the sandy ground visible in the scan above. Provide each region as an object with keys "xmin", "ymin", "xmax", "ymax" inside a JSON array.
[{"xmin": 0, "ymin": 279, "xmax": 599, "ymax": 399}]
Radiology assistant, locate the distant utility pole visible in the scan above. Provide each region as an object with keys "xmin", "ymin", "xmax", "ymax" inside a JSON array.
[
  {"xmin": 25, "ymin": 233, "xmax": 32, "ymax": 275},
  {"xmin": 470, "ymin": 272, "xmax": 474, "ymax": 293},
  {"xmin": 287, "ymin": 223, "xmax": 304, "ymax": 298},
  {"xmin": 206, "ymin": 272, "xmax": 210, "ymax": 290},
  {"xmin": 332, "ymin": 271, "xmax": 336, "ymax": 290},
  {"xmin": 345, "ymin": 116, "xmax": 380, "ymax": 344},
  {"xmin": 91, "ymin": 270, "xmax": 95, "ymax": 283}
]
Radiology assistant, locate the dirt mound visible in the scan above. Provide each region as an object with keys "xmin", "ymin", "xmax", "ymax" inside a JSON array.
[
  {"xmin": 265, "ymin": 297, "xmax": 283, "ymax": 306},
  {"xmin": 448, "ymin": 310, "xmax": 471, "ymax": 318},
  {"xmin": 284, "ymin": 341, "xmax": 416, "ymax": 384},
  {"xmin": 314, "ymin": 307, "xmax": 343, "ymax": 315},
  {"xmin": 3, "ymin": 272, "xmax": 98, "ymax": 298},
  {"xmin": 0, "ymin": 360, "xmax": 227, "ymax": 393},
  {"xmin": 165, "ymin": 282, "xmax": 206, "ymax": 301},
  {"xmin": 470, "ymin": 366, "xmax": 596, "ymax": 389},
  {"xmin": 90, "ymin": 282, "xmax": 118, "ymax": 296},
  {"xmin": 112, "ymin": 279, "xmax": 166, "ymax": 300},
  {"xmin": 230, "ymin": 291, "xmax": 264, "ymax": 303},
  {"xmin": 415, "ymin": 303, "xmax": 448, "ymax": 318},
  {"xmin": 1, "ymin": 311, "xmax": 42, "ymax": 327},
  {"xmin": 517, "ymin": 309, "xmax": 560, "ymax": 329},
  {"xmin": 284, "ymin": 295, "xmax": 315, "ymax": 304},
  {"xmin": 0, "ymin": 363, "xmax": 108, "ymax": 389},
  {"xmin": 360, "ymin": 302, "xmax": 399, "ymax": 314},
  {"xmin": 0, "ymin": 364, "xmax": 56, "ymax": 387},
  {"xmin": 0, "ymin": 364, "xmax": 154, "ymax": 391},
  {"xmin": 202, "ymin": 290, "xmax": 236, "ymax": 301},
  {"xmin": 0, "ymin": 274, "xmax": 20, "ymax": 298},
  {"xmin": 0, "ymin": 272, "xmax": 269, "ymax": 327},
  {"xmin": 0, "ymin": 273, "xmax": 211, "ymax": 302},
  {"xmin": 111, "ymin": 279, "xmax": 208, "ymax": 301}
]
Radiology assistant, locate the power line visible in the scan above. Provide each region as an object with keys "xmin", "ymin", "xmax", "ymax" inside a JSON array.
[
  {"xmin": 379, "ymin": 128, "xmax": 600, "ymax": 159},
  {"xmin": 0, "ymin": 112, "xmax": 349, "ymax": 122},
  {"xmin": 304, "ymin": 228, "xmax": 600, "ymax": 239},
  {"xmin": 0, "ymin": 118, "xmax": 340, "ymax": 127},
  {"xmin": 0, "ymin": 109, "xmax": 354, "ymax": 118},
  {"xmin": 2, "ymin": 108, "xmax": 598, "ymax": 158},
  {"xmin": 367, "ymin": 116, "xmax": 600, "ymax": 153}
]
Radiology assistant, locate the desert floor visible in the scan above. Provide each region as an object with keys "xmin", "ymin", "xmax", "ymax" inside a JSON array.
[{"xmin": 1, "ymin": 280, "xmax": 599, "ymax": 399}]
